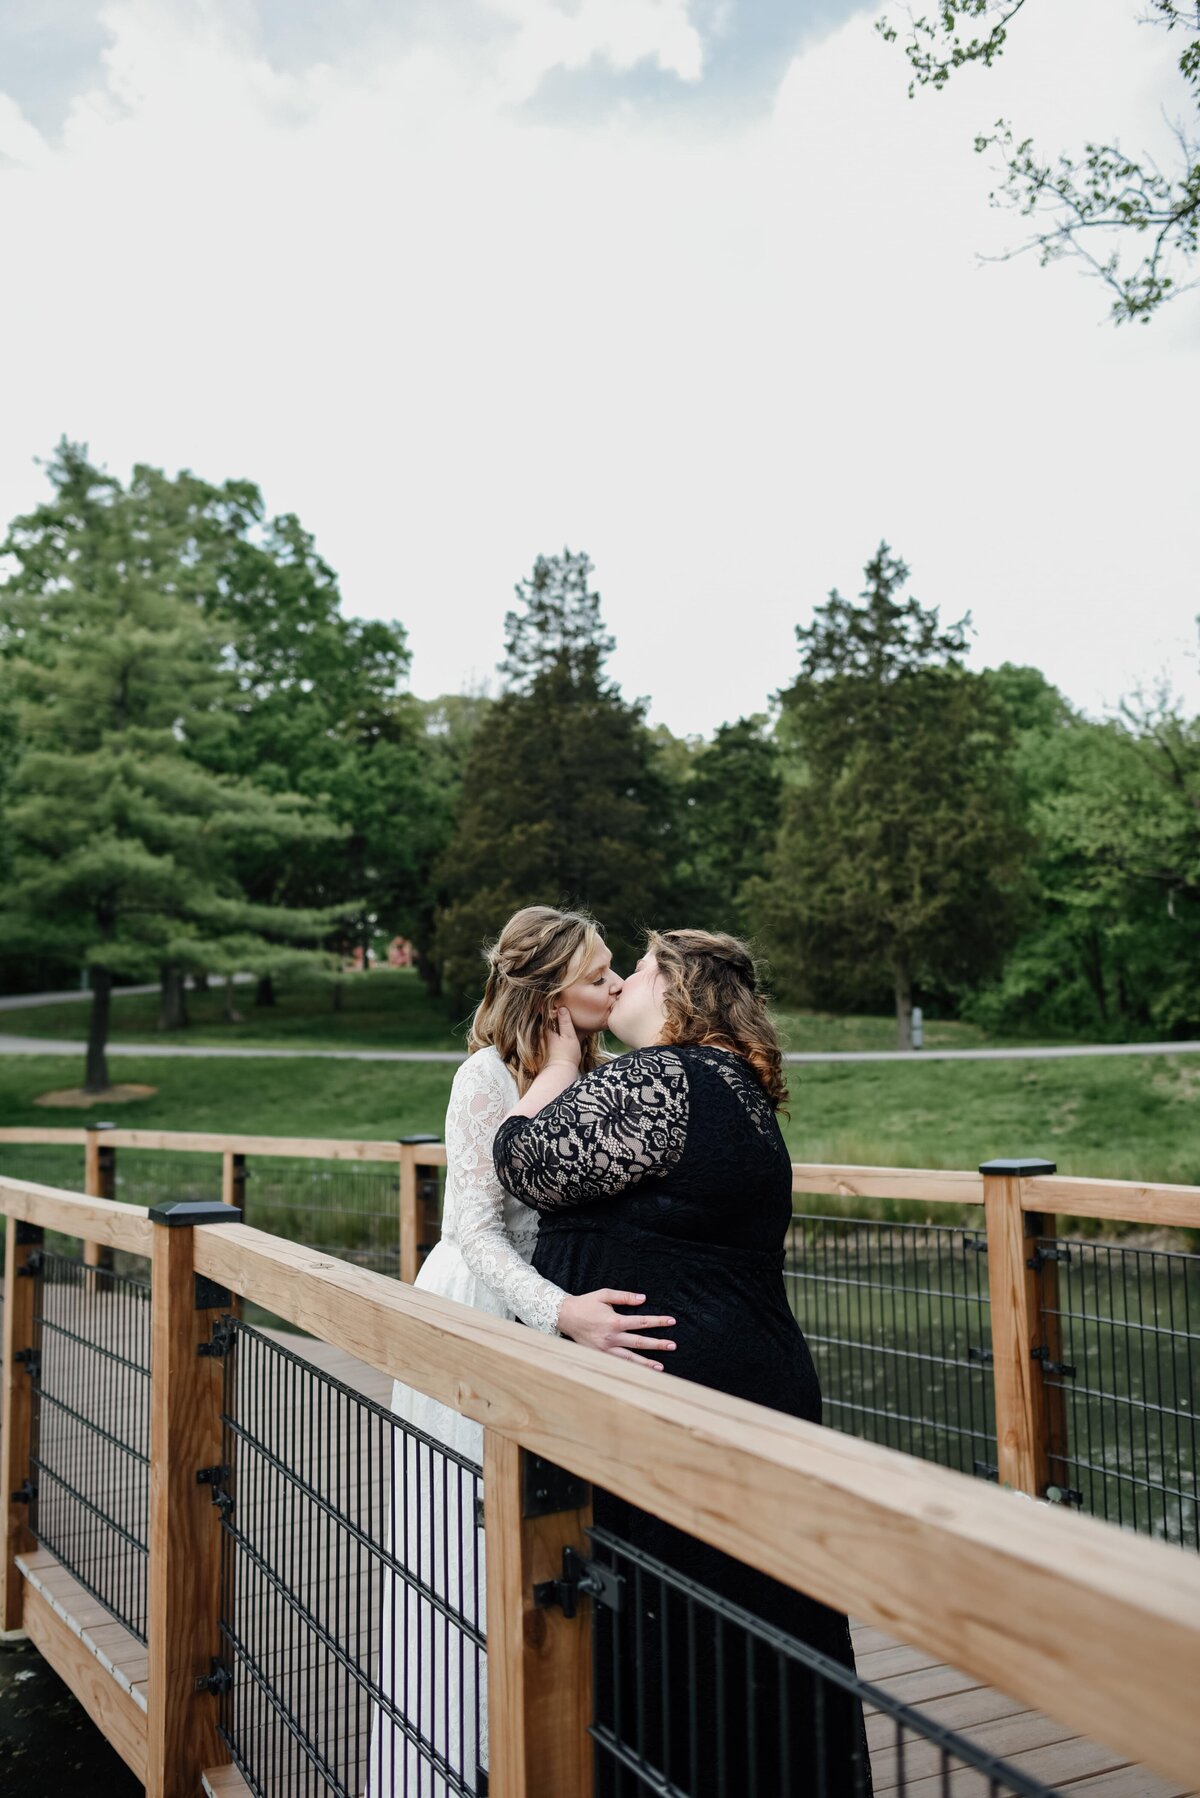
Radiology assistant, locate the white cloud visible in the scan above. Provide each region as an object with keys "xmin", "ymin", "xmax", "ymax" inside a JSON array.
[{"xmin": 0, "ymin": 0, "xmax": 1196, "ymax": 736}]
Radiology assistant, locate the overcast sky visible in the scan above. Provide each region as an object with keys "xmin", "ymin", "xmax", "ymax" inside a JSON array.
[{"xmin": 1, "ymin": 0, "xmax": 1196, "ymax": 737}]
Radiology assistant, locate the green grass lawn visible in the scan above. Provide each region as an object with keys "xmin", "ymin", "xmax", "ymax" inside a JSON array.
[
  {"xmin": 2, "ymin": 1047, "xmax": 1197, "ymax": 1193},
  {"xmin": 0, "ymin": 968, "xmax": 1039, "ymax": 1053}
]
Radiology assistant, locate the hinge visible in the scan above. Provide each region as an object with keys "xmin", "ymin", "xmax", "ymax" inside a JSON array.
[
  {"xmin": 11, "ymin": 1479, "xmax": 37, "ymax": 1505},
  {"xmin": 17, "ymin": 1251, "xmax": 43, "ymax": 1277},
  {"xmin": 198, "ymin": 1315, "xmax": 237, "ymax": 1359},
  {"xmin": 195, "ymin": 1274, "xmax": 232, "ymax": 1311},
  {"xmin": 962, "ymin": 1236, "xmax": 988, "ymax": 1254},
  {"xmin": 533, "ymin": 1546, "xmax": 623, "ymax": 1619},
  {"xmin": 194, "ymin": 1658, "xmax": 233, "ymax": 1695},
  {"xmin": 14, "ymin": 1348, "xmax": 41, "ymax": 1378},
  {"xmin": 1027, "ymin": 1245, "xmax": 1072, "ymax": 1272},
  {"xmin": 521, "ymin": 1453, "xmax": 590, "ymax": 1518},
  {"xmin": 967, "ymin": 1345, "xmax": 994, "ymax": 1365},
  {"xmin": 1031, "ymin": 1346, "xmax": 1076, "ymax": 1377},
  {"xmin": 196, "ymin": 1465, "xmax": 230, "ymax": 1489},
  {"xmin": 1045, "ymin": 1484, "xmax": 1084, "ymax": 1508}
]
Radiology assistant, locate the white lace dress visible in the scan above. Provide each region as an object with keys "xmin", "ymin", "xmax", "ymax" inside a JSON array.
[{"xmin": 365, "ymin": 1047, "xmax": 567, "ymax": 1797}]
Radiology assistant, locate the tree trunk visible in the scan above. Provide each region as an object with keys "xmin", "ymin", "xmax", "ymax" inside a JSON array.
[
  {"xmin": 332, "ymin": 980, "xmax": 344, "ymax": 1013},
  {"xmin": 85, "ymin": 969, "xmax": 112, "ymax": 1094},
  {"xmin": 158, "ymin": 965, "xmax": 190, "ymax": 1031},
  {"xmin": 223, "ymin": 975, "xmax": 241, "ymax": 1023},
  {"xmin": 255, "ymin": 974, "xmax": 276, "ymax": 1008},
  {"xmin": 192, "ymin": 971, "xmax": 209, "ymax": 994},
  {"xmin": 893, "ymin": 954, "xmax": 914, "ymax": 1053}
]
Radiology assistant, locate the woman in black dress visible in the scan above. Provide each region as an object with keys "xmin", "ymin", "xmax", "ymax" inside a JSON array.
[{"xmin": 493, "ymin": 929, "xmax": 871, "ymax": 1797}]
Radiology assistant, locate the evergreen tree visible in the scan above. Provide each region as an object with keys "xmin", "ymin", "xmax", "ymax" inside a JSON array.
[
  {"xmin": 0, "ymin": 442, "xmax": 344, "ymax": 1090},
  {"xmin": 433, "ymin": 551, "xmax": 672, "ymax": 1006},
  {"xmin": 684, "ymin": 716, "xmax": 782, "ymax": 937},
  {"xmin": 749, "ymin": 545, "xmax": 1026, "ymax": 1048}
]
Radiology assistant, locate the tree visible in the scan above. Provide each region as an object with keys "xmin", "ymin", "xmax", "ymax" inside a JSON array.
[
  {"xmin": 433, "ymin": 551, "xmax": 673, "ymax": 1006},
  {"xmin": 971, "ymin": 683, "xmax": 1200, "ymax": 1037},
  {"xmin": 682, "ymin": 717, "xmax": 783, "ymax": 937},
  {"xmin": 0, "ymin": 442, "xmax": 345, "ymax": 1090},
  {"xmin": 749, "ymin": 545, "xmax": 1026, "ymax": 1049},
  {"xmin": 879, "ymin": 2, "xmax": 1200, "ymax": 321},
  {"xmin": 194, "ymin": 508, "xmax": 453, "ymax": 1001}
]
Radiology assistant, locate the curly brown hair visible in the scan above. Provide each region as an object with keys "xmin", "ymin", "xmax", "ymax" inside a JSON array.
[{"xmin": 647, "ymin": 928, "xmax": 788, "ymax": 1111}]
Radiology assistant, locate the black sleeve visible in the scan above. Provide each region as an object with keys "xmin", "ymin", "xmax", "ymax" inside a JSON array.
[{"xmin": 492, "ymin": 1048, "xmax": 689, "ymax": 1213}]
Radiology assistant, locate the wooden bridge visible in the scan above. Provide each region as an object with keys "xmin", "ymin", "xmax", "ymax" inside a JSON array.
[{"xmin": 2, "ymin": 1134, "xmax": 1199, "ymax": 1797}]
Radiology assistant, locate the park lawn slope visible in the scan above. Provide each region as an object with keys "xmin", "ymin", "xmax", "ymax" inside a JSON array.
[{"xmin": 1, "ymin": 1051, "xmax": 1197, "ymax": 1192}]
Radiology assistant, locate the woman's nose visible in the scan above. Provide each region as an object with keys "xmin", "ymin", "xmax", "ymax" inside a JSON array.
[{"xmin": 608, "ymin": 972, "xmax": 624, "ymax": 994}]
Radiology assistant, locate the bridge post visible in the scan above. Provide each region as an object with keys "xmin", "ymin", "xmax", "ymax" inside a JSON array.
[
  {"xmin": 220, "ymin": 1150, "xmax": 247, "ymax": 1215},
  {"xmin": 83, "ymin": 1121, "xmax": 116, "ymax": 1292},
  {"xmin": 980, "ymin": 1158, "xmax": 1058, "ymax": 1496},
  {"xmin": 145, "ymin": 1199, "xmax": 241, "ymax": 1798},
  {"xmin": 1, "ymin": 1216, "xmax": 42, "ymax": 1632},
  {"xmin": 398, "ymin": 1134, "xmax": 442, "ymax": 1283},
  {"xmin": 484, "ymin": 1434, "xmax": 594, "ymax": 1798}
]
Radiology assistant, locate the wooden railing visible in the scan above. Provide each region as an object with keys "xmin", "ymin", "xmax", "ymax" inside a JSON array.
[
  {"xmin": 3, "ymin": 1128, "xmax": 1200, "ymax": 1507},
  {"xmin": 1, "ymin": 1171, "xmax": 1199, "ymax": 1797}
]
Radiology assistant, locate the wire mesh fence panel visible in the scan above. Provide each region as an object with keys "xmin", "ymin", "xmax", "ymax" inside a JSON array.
[
  {"xmin": 586, "ymin": 1524, "xmax": 1055, "ymax": 1798},
  {"xmin": 28, "ymin": 1251, "xmax": 151, "ymax": 1640},
  {"xmin": 214, "ymin": 1322, "xmax": 484, "ymax": 1798},
  {"xmin": 236, "ymin": 1158, "xmax": 412, "ymax": 1276},
  {"xmin": 1039, "ymin": 1233, "xmax": 1199, "ymax": 1548},
  {"xmin": 785, "ymin": 1213, "xmax": 997, "ymax": 1479},
  {"xmin": 114, "ymin": 1149, "xmax": 221, "ymax": 1210}
]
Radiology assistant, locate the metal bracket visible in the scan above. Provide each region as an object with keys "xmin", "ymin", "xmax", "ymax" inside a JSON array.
[
  {"xmin": 962, "ymin": 1236, "xmax": 988, "ymax": 1254},
  {"xmin": 1027, "ymin": 1245, "xmax": 1072, "ymax": 1272},
  {"xmin": 521, "ymin": 1453, "xmax": 590, "ymax": 1519},
  {"xmin": 196, "ymin": 1465, "xmax": 230, "ymax": 1488},
  {"xmin": 194, "ymin": 1273, "xmax": 232, "ymax": 1311},
  {"xmin": 198, "ymin": 1315, "xmax": 237, "ymax": 1360},
  {"xmin": 973, "ymin": 1462, "xmax": 999, "ymax": 1482},
  {"xmin": 967, "ymin": 1345, "xmax": 994, "ymax": 1365},
  {"xmin": 14, "ymin": 1348, "xmax": 41, "ymax": 1378},
  {"xmin": 534, "ymin": 1546, "xmax": 623, "ymax": 1619},
  {"xmin": 194, "ymin": 1658, "xmax": 233, "ymax": 1695},
  {"xmin": 11, "ymin": 1479, "xmax": 36, "ymax": 1506},
  {"xmin": 17, "ymin": 1252, "xmax": 43, "ymax": 1277},
  {"xmin": 1045, "ymin": 1484, "xmax": 1084, "ymax": 1508},
  {"xmin": 1031, "ymin": 1346, "xmax": 1076, "ymax": 1377}
]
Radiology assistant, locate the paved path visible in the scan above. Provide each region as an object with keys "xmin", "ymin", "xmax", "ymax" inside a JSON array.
[{"xmin": 1, "ymin": 1032, "xmax": 1198, "ymax": 1066}]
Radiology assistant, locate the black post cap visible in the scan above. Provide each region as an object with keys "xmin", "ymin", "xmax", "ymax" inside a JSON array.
[
  {"xmin": 978, "ymin": 1158, "xmax": 1057, "ymax": 1178},
  {"xmin": 149, "ymin": 1200, "xmax": 244, "ymax": 1227}
]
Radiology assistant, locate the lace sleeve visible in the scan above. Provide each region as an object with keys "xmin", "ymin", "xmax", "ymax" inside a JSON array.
[
  {"xmin": 445, "ymin": 1053, "xmax": 567, "ymax": 1334},
  {"xmin": 493, "ymin": 1048, "xmax": 689, "ymax": 1212}
]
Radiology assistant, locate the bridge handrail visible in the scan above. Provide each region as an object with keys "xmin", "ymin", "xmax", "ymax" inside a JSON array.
[{"xmin": 4, "ymin": 1126, "xmax": 1200, "ymax": 1226}]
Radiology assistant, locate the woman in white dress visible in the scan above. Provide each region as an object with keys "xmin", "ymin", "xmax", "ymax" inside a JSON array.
[{"xmin": 366, "ymin": 906, "xmax": 677, "ymax": 1797}]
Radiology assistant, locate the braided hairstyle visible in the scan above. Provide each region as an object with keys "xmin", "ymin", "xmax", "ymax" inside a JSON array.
[
  {"xmin": 468, "ymin": 905, "xmax": 607, "ymax": 1094},
  {"xmin": 647, "ymin": 928, "xmax": 787, "ymax": 1110}
]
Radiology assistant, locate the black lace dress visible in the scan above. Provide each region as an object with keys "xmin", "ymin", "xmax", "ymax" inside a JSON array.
[{"xmin": 493, "ymin": 1044, "xmax": 871, "ymax": 1798}]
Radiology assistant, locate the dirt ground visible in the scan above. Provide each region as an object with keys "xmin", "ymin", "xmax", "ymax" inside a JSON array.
[{"xmin": 0, "ymin": 1634, "xmax": 141, "ymax": 1796}]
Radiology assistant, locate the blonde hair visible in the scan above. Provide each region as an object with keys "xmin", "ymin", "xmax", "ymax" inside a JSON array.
[
  {"xmin": 647, "ymin": 928, "xmax": 788, "ymax": 1111},
  {"xmin": 469, "ymin": 905, "xmax": 607, "ymax": 1093}
]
